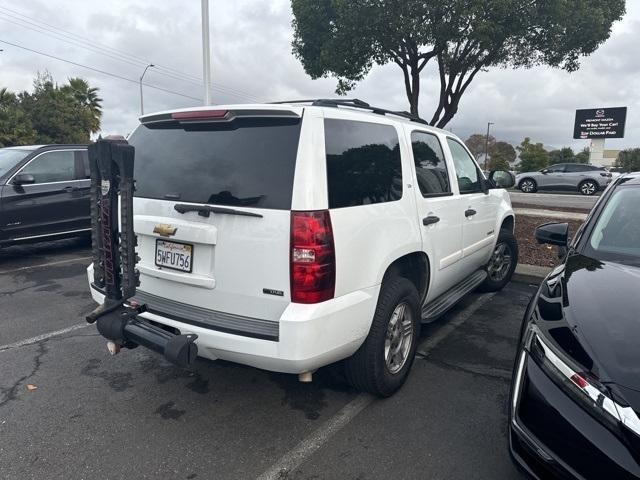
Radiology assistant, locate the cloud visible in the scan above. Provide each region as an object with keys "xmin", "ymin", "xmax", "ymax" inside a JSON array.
[{"xmin": 0, "ymin": 0, "xmax": 638, "ymax": 151}]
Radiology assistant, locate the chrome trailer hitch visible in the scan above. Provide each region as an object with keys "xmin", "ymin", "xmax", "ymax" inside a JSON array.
[{"xmin": 85, "ymin": 138, "xmax": 197, "ymax": 367}]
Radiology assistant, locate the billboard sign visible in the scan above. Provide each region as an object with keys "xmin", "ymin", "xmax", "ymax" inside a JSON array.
[{"xmin": 573, "ymin": 107, "xmax": 627, "ymax": 139}]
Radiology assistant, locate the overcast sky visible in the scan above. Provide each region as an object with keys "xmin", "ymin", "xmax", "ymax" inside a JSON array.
[{"xmin": 0, "ymin": 1, "xmax": 637, "ymax": 151}]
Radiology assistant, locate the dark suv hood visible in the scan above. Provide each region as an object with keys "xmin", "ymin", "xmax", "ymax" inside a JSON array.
[{"xmin": 536, "ymin": 254, "xmax": 640, "ymax": 397}]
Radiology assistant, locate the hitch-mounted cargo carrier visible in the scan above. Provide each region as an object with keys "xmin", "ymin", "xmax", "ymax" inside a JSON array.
[{"xmin": 86, "ymin": 138, "xmax": 198, "ymax": 367}]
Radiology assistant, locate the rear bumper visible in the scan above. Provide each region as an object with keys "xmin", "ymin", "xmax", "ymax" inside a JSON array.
[
  {"xmin": 509, "ymin": 351, "xmax": 640, "ymax": 480},
  {"xmin": 88, "ymin": 265, "xmax": 378, "ymax": 374}
]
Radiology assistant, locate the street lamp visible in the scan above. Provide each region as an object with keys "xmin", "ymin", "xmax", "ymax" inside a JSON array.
[
  {"xmin": 139, "ymin": 63, "xmax": 155, "ymax": 116},
  {"xmin": 484, "ymin": 122, "xmax": 494, "ymax": 171},
  {"xmin": 201, "ymin": 0, "xmax": 212, "ymax": 105}
]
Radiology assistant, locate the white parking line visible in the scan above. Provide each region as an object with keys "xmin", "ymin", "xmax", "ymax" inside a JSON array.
[
  {"xmin": 0, "ymin": 323, "xmax": 90, "ymax": 353},
  {"xmin": 256, "ymin": 394, "xmax": 373, "ymax": 480},
  {"xmin": 256, "ymin": 291, "xmax": 496, "ymax": 480},
  {"xmin": 0, "ymin": 256, "xmax": 92, "ymax": 275}
]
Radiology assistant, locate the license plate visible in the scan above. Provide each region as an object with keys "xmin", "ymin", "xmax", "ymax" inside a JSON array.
[{"xmin": 155, "ymin": 239, "xmax": 193, "ymax": 273}]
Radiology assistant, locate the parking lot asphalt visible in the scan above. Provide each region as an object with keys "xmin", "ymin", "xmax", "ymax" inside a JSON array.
[{"xmin": 0, "ymin": 239, "xmax": 534, "ymax": 480}]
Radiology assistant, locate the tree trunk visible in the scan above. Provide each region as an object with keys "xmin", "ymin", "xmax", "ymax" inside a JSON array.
[
  {"xmin": 397, "ymin": 58, "xmax": 421, "ymax": 118},
  {"xmin": 409, "ymin": 67, "xmax": 420, "ymax": 117}
]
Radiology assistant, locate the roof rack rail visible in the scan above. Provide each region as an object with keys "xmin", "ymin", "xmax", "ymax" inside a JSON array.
[{"xmin": 271, "ymin": 98, "xmax": 430, "ymax": 125}]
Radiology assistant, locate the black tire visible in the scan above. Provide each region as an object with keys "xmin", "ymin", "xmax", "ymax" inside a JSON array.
[
  {"xmin": 518, "ymin": 178, "xmax": 537, "ymax": 193},
  {"xmin": 478, "ymin": 229, "xmax": 519, "ymax": 292},
  {"xmin": 579, "ymin": 179, "xmax": 598, "ymax": 196},
  {"xmin": 344, "ymin": 277, "xmax": 421, "ymax": 397}
]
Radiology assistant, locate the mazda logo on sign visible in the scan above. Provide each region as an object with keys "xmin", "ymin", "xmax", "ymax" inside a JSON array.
[{"xmin": 595, "ymin": 110, "xmax": 605, "ymax": 118}]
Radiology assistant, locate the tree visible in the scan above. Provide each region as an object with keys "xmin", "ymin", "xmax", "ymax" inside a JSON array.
[
  {"xmin": 616, "ymin": 149, "xmax": 640, "ymax": 172},
  {"xmin": 575, "ymin": 147, "xmax": 590, "ymax": 164},
  {"xmin": 465, "ymin": 133, "xmax": 495, "ymax": 161},
  {"xmin": 0, "ymin": 87, "xmax": 36, "ymax": 147},
  {"xmin": 61, "ymin": 77, "xmax": 103, "ymax": 134},
  {"xmin": 549, "ymin": 147, "xmax": 575, "ymax": 164},
  {"xmin": 488, "ymin": 141, "xmax": 516, "ymax": 171},
  {"xmin": 291, "ymin": 0, "xmax": 625, "ymax": 125},
  {"xmin": 16, "ymin": 72, "xmax": 101, "ymax": 144},
  {"xmin": 517, "ymin": 138, "xmax": 549, "ymax": 173}
]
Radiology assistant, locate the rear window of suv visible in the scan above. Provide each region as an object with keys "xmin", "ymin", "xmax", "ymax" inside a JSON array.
[
  {"xmin": 325, "ymin": 119, "xmax": 402, "ymax": 208},
  {"xmin": 129, "ymin": 117, "xmax": 302, "ymax": 210}
]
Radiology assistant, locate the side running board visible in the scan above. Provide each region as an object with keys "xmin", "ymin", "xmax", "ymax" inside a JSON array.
[{"xmin": 421, "ymin": 270, "xmax": 487, "ymax": 322}]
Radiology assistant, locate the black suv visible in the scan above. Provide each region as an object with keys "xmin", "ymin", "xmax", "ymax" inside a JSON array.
[{"xmin": 0, "ymin": 144, "xmax": 91, "ymax": 247}]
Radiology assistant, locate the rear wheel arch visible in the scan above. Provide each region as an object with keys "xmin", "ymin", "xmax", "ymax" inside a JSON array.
[{"xmin": 381, "ymin": 252, "xmax": 430, "ymax": 304}]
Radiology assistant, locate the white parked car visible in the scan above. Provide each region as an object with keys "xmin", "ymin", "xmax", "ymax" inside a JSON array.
[{"xmin": 88, "ymin": 99, "xmax": 517, "ymax": 397}]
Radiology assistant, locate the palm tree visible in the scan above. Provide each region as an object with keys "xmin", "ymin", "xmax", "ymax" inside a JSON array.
[
  {"xmin": 0, "ymin": 87, "xmax": 16, "ymax": 106},
  {"xmin": 63, "ymin": 77, "xmax": 103, "ymax": 134}
]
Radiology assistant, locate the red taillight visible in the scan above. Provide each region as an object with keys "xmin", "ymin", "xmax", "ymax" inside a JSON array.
[
  {"xmin": 171, "ymin": 110, "xmax": 229, "ymax": 120},
  {"xmin": 290, "ymin": 210, "xmax": 335, "ymax": 304}
]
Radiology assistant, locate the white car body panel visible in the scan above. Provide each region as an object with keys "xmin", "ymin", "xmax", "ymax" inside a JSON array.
[{"xmin": 87, "ymin": 103, "xmax": 515, "ymax": 374}]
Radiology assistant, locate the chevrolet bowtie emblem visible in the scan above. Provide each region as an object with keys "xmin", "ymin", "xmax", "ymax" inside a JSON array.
[{"xmin": 153, "ymin": 224, "xmax": 178, "ymax": 237}]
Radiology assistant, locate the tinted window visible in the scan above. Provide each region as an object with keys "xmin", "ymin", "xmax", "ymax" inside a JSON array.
[
  {"xmin": 325, "ymin": 119, "xmax": 402, "ymax": 208},
  {"xmin": 20, "ymin": 150, "xmax": 76, "ymax": 183},
  {"xmin": 0, "ymin": 148, "xmax": 30, "ymax": 177},
  {"xmin": 447, "ymin": 138, "xmax": 480, "ymax": 193},
  {"xmin": 129, "ymin": 118, "xmax": 302, "ymax": 210},
  {"xmin": 411, "ymin": 131, "xmax": 450, "ymax": 196},
  {"xmin": 546, "ymin": 164, "xmax": 566, "ymax": 173},
  {"xmin": 585, "ymin": 187, "xmax": 640, "ymax": 265},
  {"xmin": 565, "ymin": 164, "xmax": 588, "ymax": 173},
  {"xmin": 79, "ymin": 150, "xmax": 90, "ymax": 178}
]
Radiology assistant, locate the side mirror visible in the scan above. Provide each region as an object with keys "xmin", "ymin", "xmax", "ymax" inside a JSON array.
[
  {"xmin": 12, "ymin": 173, "xmax": 36, "ymax": 185},
  {"xmin": 489, "ymin": 170, "xmax": 515, "ymax": 189},
  {"xmin": 535, "ymin": 222, "xmax": 569, "ymax": 247},
  {"xmin": 541, "ymin": 169, "xmax": 549, "ymax": 174}
]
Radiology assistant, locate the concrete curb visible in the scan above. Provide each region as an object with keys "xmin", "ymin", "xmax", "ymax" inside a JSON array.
[
  {"xmin": 512, "ymin": 264, "xmax": 552, "ymax": 285},
  {"xmin": 513, "ymin": 208, "xmax": 588, "ymax": 221}
]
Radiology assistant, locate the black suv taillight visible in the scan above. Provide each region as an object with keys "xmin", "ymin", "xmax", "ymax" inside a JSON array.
[{"xmin": 290, "ymin": 210, "xmax": 335, "ymax": 304}]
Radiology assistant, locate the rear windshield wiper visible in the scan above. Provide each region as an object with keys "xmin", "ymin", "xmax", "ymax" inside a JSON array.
[{"xmin": 174, "ymin": 203, "xmax": 263, "ymax": 218}]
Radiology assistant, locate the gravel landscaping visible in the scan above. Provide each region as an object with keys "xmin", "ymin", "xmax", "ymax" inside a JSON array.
[{"xmin": 515, "ymin": 215, "xmax": 584, "ymax": 267}]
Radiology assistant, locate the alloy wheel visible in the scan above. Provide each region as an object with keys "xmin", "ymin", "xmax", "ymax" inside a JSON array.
[
  {"xmin": 384, "ymin": 302, "xmax": 413, "ymax": 375},
  {"xmin": 520, "ymin": 180, "xmax": 535, "ymax": 193},
  {"xmin": 488, "ymin": 242, "xmax": 513, "ymax": 282},
  {"xmin": 580, "ymin": 182, "xmax": 597, "ymax": 195}
]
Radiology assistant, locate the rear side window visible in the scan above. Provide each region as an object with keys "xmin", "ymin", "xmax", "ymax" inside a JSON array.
[
  {"xmin": 565, "ymin": 164, "xmax": 588, "ymax": 173},
  {"xmin": 411, "ymin": 131, "xmax": 450, "ymax": 196},
  {"xmin": 129, "ymin": 117, "xmax": 302, "ymax": 210},
  {"xmin": 325, "ymin": 119, "xmax": 402, "ymax": 208},
  {"xmin": 78, "ymin": 150, "xmax": 90, "ymax": 178}
]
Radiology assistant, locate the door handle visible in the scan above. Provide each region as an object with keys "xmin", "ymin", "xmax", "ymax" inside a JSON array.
[
  {"xmin": 465, "ymin": 208, "xmax": 477, "ymax": 218},
  {"xmin": 422, "ymin": 215, "xmax": 440, "ymax": 226},
  {"xmin": 64, "ymin": 186, "xmax": 77, "ymax": 192}
]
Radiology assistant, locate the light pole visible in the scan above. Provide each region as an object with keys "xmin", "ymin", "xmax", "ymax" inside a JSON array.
[
  {"xmin": 139, "ymin": 63, "xmax": 155, "ymax": 116},
  {"xmin": 201, "ymin": 0, "xmax": 212, "ymax": 105},
  {"xmin": 484, "ymin": 122, "xmax": 494, "ymax": 171}
]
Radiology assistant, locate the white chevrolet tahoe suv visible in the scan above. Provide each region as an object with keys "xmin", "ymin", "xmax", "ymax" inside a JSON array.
[{"xmin": 88, "ymin": 99, "xmax": 517, "ymax": 397}]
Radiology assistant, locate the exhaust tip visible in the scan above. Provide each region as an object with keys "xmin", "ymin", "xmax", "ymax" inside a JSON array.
[{"xmin": 298, "ymin": 372, "xmax": 313, "ymax": 383}]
